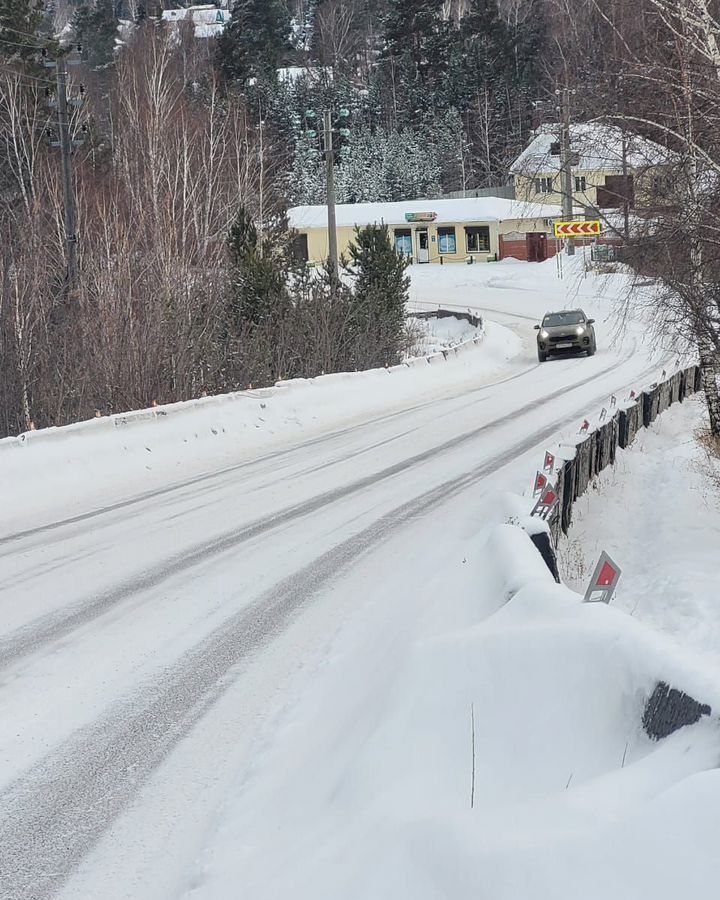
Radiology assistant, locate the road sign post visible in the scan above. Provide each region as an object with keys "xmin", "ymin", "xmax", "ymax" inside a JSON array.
[
  {"xmin": 553, "ymin": 221, "xmax": 602, "ymax": 239},
  {"xmin": 583, "ymin": 551, "xmax": 622, "ymax": 604},
  {"xmin": 531, "ymin": 482, "xmax": 558, "ymax": 520},
  {"xmin": 533, "ymin": 471, "xmax": 548, "ymax": 497}
]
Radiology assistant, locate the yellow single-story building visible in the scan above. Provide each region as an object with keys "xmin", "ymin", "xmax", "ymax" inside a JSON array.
[{"xmin": 288, "ymin": 196, "xmax": 564, "ymax": 265}]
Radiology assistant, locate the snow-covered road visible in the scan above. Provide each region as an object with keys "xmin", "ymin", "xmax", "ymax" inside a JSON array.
[{"xmin": 0, "ymin": 259, "xmax": 672, "ymax": 899}]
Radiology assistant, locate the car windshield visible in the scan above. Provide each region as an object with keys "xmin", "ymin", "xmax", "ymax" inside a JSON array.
[{"xmin": 542, "ymin": 311, "xmax": 585, "ymax": 327}]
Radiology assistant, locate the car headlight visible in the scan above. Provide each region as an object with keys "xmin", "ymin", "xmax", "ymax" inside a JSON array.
[
  {"xmin": 576, "ymin": 325, "xmax": 585, "ymax": 335},
  {"xmin": 540, "ymin": 329, "xmax": 549, "ymax": 339}
]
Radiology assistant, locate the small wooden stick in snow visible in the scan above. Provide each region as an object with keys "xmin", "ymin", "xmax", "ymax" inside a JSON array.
[{"xmin": 470, "ymin": 703, "xmax": 476, "ymax": 810}]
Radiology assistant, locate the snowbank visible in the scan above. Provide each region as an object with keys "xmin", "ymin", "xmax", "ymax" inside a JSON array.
[
  {"xmin": 560, "ymin": 395, "xmax": 720, "ymax": 657},
  {"xmin": 187, "ymin": 520, "xmax": 720, "ymax": 900},
  {"xmin": 0, "ymin": 321, "xmax": 521, "ymax": 535},
  {"xmin": 406, "ymin": 313, "xmax": 483, "ymax": 357}
]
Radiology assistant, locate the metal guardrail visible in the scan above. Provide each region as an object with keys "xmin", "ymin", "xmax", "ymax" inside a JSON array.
[
  {"xmin": 407, "ymin": 308, "xmax": 483, "ymax": 329},
  {"xmin": 548, "ymin": 366, "xmax": 699, "ymax": 544}
]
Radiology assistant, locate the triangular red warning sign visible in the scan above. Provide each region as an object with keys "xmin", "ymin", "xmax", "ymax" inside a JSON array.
[
  {"xmin": 542, "ymin": 486, "xmax": 557, "ymax": 505},
  {"xmin": 597, "ymin": 561, "xmax": 617, "ymax": 586}
]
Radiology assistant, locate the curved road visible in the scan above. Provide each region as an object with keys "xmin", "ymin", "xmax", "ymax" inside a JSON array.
[{"xmin": 0, "ymin": 304, "xmax": 662, "ymax": 899}]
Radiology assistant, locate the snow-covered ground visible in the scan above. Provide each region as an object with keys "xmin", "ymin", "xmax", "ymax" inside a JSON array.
[
  {"xmin": 0, "ymin": 254, "xmax": 706, "ymax": 900},
  {"xmin": 190, "ymin": 520, "xmax": 720, "ymax": 900},
  {"xmin": 560, "ymin": 395, "xmax": 720, "ymax": 657},
  {"xmin": 405, "ymin": 312, "xmax": 515, "ymax": 359}
]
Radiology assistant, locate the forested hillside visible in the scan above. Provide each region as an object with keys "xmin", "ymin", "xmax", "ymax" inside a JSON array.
[{"xmin": 2, "ymin": 0, "xmax": 720, "ymax": 437}]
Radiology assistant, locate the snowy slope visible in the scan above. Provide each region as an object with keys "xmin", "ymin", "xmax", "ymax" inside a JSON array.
[
  {"xmin": 560, "ymin": 395, "xmax": 720, "ymax": 656},
  {"xmin": 0, "ymin": 254, "xmax": 691, "ymax": 900},
  {"xmin": 187, "ymin": 523, "xmax": 720, "ymax": 900}
]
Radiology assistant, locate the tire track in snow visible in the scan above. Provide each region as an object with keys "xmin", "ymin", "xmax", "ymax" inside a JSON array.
[
  {"xmin": 0, "ymin": 393, "xmax": 626, "ymax": 900},
  {"xmin": 0, "ymin": 360, "xmax": 619, "ymax": 677},
  {"xmin": 0, "ymin": 358, "xmax": 543, "ymax": 551}
]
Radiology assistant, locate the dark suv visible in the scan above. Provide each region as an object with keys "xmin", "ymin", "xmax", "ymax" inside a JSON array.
[{"xmin": 534, "ymin": 309, "xmax": 596, "ymax": 362}]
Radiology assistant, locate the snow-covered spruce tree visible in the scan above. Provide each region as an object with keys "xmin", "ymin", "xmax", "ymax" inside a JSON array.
[
  {"xmin": 431, "ymin": 108, "xmax": 472, "ymax": 194},
  {"xmin": 226, "ymin": 205, "xmax": 288, "ymax": 330},
  {"xmin": 74, "ymin": 0, "xmax": 118, "ymax": 69},
  {"xmin": 0, "ymin": 0, "xmax": 44, "ymax": 59},
  {"xmin": 346, "ymin": 223, "xmax": 410, "ymax": 369},
  {"xmin": 334, "ymin": 125, "xmax": 389, "ymax": 202},
  {"xmin": 217, "ymin": 0, "xmax": 291, "ymax": 85},
  {"xmin": 289, "ymin": 131, "xmax": 324, "ymax": 204}
]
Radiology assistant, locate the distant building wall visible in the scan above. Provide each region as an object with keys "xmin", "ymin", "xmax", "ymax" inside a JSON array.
[{"xmin": 300, "ymin": 215, "xmax": 556, "ymax": 265}]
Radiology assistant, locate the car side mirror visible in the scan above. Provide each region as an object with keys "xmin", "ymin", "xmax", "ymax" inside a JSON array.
[
  {"xmin": 533, "ymin": 324, "xmax": 540, "ymax": 330},
  {"xmin": 587, "ymin": 318, "xmax": 595, "ymax": 324}
]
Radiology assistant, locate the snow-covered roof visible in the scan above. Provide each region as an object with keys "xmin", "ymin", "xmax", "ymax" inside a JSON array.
[
  {"xmin": 161, "ymin": 5, "xmax": 229, "ymax": 37},
  {"xmin": 509, "ymin": 122, "xmax": 671, "ymax": 177},
  {"xmin": 277, "ymin": 66, "xmax": 333, "ymax": 83},
  {"xmin": 288, "ymin": 197, "xmax": 563, "ymax": 230}
]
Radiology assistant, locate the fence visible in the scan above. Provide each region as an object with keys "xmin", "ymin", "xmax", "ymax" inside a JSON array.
[{"xmin": 548, "ymin": 365, "xmax": 701, "ymax": 545}]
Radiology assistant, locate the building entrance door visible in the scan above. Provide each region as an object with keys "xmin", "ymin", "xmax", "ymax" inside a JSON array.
[
  {"xmin": 527, "ymin": 232, "xmax": 547, "ymax": 262},
  {"xmin": 416, "ymin": 230, "xmax": 429, "ymax": 263}
]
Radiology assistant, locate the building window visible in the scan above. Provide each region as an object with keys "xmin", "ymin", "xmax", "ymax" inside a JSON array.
[
  {"xmin": 438, "ymin": 227, "xmax": 457, "ymax": 254},
  {"xmin": 465, "ymin": 226, "xmax": 490, "ymax": 253},
  {"xmin": 394, "ymin": 228, "xmax": 412, "ymax": 256},
  {"xmin": 652, "ymin": 175, "xmax": 670, "ymax": 196},
  {"xmin": 534, "ymin": 177, "xmax": 553, "ymax": 194},
  {"xmin": 574, "ymin": 175, "xmax": 587, "ymax": 192}
]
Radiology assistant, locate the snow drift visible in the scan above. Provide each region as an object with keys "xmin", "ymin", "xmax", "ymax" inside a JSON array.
[
  {"xmin": 0, "ymin": 321, "xmax": 520, "ymax": 535},
  {"xmin": 186, "ymin": 522, "xmax": 720, "ymax": 900}
]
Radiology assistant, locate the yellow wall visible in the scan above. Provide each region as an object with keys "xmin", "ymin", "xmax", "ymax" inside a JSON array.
[
  {"xmin": 302, "ymin": 216, "xmax": 553, "ymax": 266},
  {"xmin": 514, "ymin": 166, "xmax": 670, "ymax": 209},
  {"xmin": 514, "ymin": 170, "xmax": 612, "ymax": 207}
]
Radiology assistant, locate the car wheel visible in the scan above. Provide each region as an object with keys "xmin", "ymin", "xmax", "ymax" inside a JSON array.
[
  {"xmin": 587, "ymin": 340, "xmax": 596, "ymax": 357},
  {"xmin": 538, "ymin": 350, "xmax": 547, "ymax": 363}
]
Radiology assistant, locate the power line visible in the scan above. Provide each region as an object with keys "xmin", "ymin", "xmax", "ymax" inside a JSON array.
[
  {"xmin": 0, "ymin": 24, "xmax": 48, "ymax": 42},
  {"xmin": 0, "ymin": 63, "xmax": 63, "ymax": 87},
  {"xmin": 0, "ymin": 36, "xmax": 43, "ymax": 53}
]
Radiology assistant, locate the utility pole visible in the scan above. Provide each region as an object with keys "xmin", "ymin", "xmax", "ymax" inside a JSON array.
[
  {"xmin": 323, "ymin": 109, "xmax": 339, "ymax": 285},
  {"xmin": 621, "ymin": 132, "xmax": 630, "ymax": 243},
  {"xmin": 257, "ymin": 101, "xmax": 265, "ymax": 258},
  {"xmin": 44, "ymin": 48, "xmax": 83, "ymax": 292},
  {"xmin": 55, "ymin": 57, "xmax": 79, "ymax": 291},
  {"xmin": 616, "ymin": 75, "xmax": 631, "ymax": 244},
  {"xmin": 303, "ymin": 106, "xmax": 350, "ymax": 283},
  {"xmin": 557, "ymin": 87, "xmax": 575, "ymax": 256}
]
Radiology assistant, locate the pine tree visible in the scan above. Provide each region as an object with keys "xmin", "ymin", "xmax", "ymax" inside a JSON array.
[
  {"xmin": 0, "ymin": 0, "xmax": 44, "ymax": 60},
  {"xmin": 226, "ymin": 206, "xmax": 288, "ymax": 329},
  {"xmin": 216, "ymin": 0, "xmax": 291, "ymax": 85},
  {"xmin": 289, "ymin": 131, "xmax": 324, "ymax": 204},
  {"xmin": 74, "ymin": 0, "xmax": 118, "ymax": 70},
  {"xmin": 346, "ymin": 223, "xmax": 409, "ymax": 368},
  {"xmin": 380, "ymin": 0, "xmax": 455, "ymax": 125}
]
